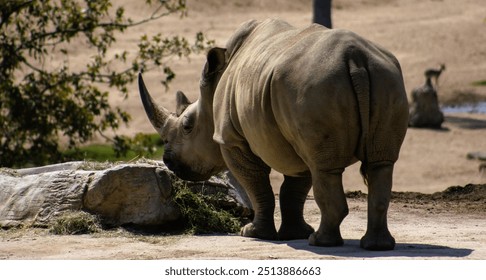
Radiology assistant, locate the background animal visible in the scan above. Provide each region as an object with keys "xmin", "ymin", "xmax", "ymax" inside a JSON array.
[{"xmin": 424, "ymin": 63, "xmax": 446, "ymax": 88}]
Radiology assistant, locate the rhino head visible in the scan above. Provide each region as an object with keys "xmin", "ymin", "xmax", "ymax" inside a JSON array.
[{"xmin": 138, "ymin": 48, "xmax": 227, "ymax": 181}]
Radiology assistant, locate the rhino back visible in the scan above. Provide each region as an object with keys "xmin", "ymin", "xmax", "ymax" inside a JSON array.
[
  {"xmin": 214, "ymin": 20, "xmax": 312, "ymax": 175},
  {"xmin": 213, "ymin": 19, "xmax": 407, "ymax": 174}
]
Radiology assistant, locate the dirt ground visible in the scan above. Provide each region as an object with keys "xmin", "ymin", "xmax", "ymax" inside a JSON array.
[
  {"xmin": 1, "ymin": 0, "xmax": 486, "ymax": 259},
  {"xmin": 1, "ymin": 187, "xmax": 485, "ymax": 259}
]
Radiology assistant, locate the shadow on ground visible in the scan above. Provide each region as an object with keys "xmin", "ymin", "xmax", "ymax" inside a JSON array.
[
  {"xmin": 445, "ymin": 115, "xmax": 486, "ymax": 129},
  {"xmin": 282, "ymin": 239, "xmax": 473, "ymax": 258}
]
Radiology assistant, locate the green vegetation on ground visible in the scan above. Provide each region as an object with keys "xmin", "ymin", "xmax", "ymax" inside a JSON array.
[
  {"xmin": 63, "ymin": 133, "xmax": 164, "ymax": 162},
  {"xmin": 472, "ymin": 80, "xmax": 486, "ymax": 87},
  {"xmin": 172, "ymin": 182, "xmax": 242, "ymax": 234}
]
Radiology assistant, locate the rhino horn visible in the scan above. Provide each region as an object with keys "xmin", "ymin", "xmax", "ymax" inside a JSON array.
[{"xmin": 138, "ymin": 73, "xmax": 172, "ymax": 133}]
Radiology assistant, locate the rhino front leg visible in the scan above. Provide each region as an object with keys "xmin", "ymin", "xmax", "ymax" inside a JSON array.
[
  {"xmin": 360, "ymin": 161, "xmax": 395, "ymax": 251},
  {"xmin": 278, "ymin": 175, "xmax": 315, "ymax": 240},
  {"xmin": 221, "ymin": 145, "xmax": 278, "ymax": 240},
  {"xmin": 308, "ymin": 168, "xmax": 349, "ymax": 247}
]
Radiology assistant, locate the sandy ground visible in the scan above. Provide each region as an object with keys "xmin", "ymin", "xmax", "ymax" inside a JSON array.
[
  {"xmin": 1, "ymin": 0, "xmax": 486, "ymax": 259},
  {"xmin": 1, "ymin": 195, "xmax": 485, "ymax": 259}
]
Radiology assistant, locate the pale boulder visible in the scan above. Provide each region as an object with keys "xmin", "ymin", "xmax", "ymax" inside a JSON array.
[{"xmin": 0, "ymin": 161, "xmax": 251, "ymax": 228}]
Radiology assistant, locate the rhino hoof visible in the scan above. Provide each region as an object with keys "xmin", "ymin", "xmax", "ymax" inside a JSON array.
[
  {"xmin": 278, "ymin": 223, "xmax": 314, "ymax": 240},
  {"xmin": 360, "ymin": 231, "xmax": 396, "ymax": 251},
  {"xmin": 240, "ymin": 223, "xmax": 278, "ymax": 240},
  {"xmin": 308, "ymin": 231, "xmax": 344, "ymax": 247}
]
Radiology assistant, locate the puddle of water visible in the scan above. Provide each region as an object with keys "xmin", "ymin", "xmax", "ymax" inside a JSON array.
[{"xmin": 441, "ymin": 102, "xmax": 486, "ymax": 114}]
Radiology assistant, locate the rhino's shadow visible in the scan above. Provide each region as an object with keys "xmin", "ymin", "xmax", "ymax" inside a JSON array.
[{"xmin": 278, "ymin": 239, "xmax": 473, "ymax": 258}]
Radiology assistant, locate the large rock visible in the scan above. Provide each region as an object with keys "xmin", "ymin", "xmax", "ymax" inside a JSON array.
[
  {"xmin": 0, "ymin": 161, "xmax": 252, "ymax": 228},
  {"xmin": 0, "ymin": 166, "xmax": 89, "ymax": 227},
  {"xmin": 82, "ymin": 164, "xmax": 180, "ymax": 227},
  {"xmin": 408, "ymin": 78, "xmax": 444, "ymax": 128}
]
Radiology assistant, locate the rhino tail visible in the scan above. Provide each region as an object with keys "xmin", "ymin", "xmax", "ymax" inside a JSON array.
[{"xmin": 348, "ymin": 54, "xmax": 371, "ymax": 186}]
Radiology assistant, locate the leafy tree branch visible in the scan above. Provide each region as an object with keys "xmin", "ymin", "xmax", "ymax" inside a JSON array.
[{"xmin": 0, "ymin": 0, "xmax": 214, "ymax": 167}]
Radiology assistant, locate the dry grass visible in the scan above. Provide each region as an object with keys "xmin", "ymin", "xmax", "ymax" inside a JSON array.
[
  {"xmin": 171, "ymin": 181, "xmax": 242, "ymax": 234},
  {"xmin": 49, "ymin": 211, "xmax": 101, "ymax": 235}
]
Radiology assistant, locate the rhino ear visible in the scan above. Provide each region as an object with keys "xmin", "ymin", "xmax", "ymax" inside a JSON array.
[
  {"xmin": 204, "ymin": 47, "xmax": 226, "ymax": 78},
  {"xmin": 176, "ymin": 90, "xmax": 191, "ymax": 116}
]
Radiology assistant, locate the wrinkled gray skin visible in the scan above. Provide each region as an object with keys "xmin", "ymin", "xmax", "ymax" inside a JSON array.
[{"xmin": 139, "ymin": 19, "xmax": 409, "ymax": 250}]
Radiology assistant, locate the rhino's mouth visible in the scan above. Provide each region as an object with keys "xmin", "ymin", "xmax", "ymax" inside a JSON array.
[
  {"xmin": 163, "ymin": 155, "xmax": 211, "ymax": 182},
  {"xmin": 172, "ymin": 166, "xmax": 211, "ymax": 182}
]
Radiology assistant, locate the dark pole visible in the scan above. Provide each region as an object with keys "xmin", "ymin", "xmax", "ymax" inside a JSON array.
[{"xmin": 312, "ymin": 0, "xmax": 332, "ymax": 28}]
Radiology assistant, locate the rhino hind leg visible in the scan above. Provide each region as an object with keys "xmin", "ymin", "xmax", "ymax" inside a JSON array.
[
  {"xmin": 360, "ymin": 161, "xmax": 395, "ymax": 251},
  {"xmin": 221, "ymin": 145, "xmax": 278, "ymax": 240},
  {"xmin": 278, "ymin": 176, "xmax": 314, "ymax": 240},
  {"xmin": 308, "ymin": 168, "xmax": 349, "ymax": 247}
]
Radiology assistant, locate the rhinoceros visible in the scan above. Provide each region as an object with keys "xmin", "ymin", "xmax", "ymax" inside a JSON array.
[{"xmin": 138, "ymin": 19, "xmax": 409, "ymax": 250}]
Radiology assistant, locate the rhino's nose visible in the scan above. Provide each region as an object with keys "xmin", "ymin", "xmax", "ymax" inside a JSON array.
[{"xmin": 163, "ymin": 154, "xmax": 175, "ymax": 170}]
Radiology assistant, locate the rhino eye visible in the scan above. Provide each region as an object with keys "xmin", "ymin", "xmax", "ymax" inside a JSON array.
[{"xmin": 181, "ymin": 116, "xmax": 194, "ymax": 134}]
